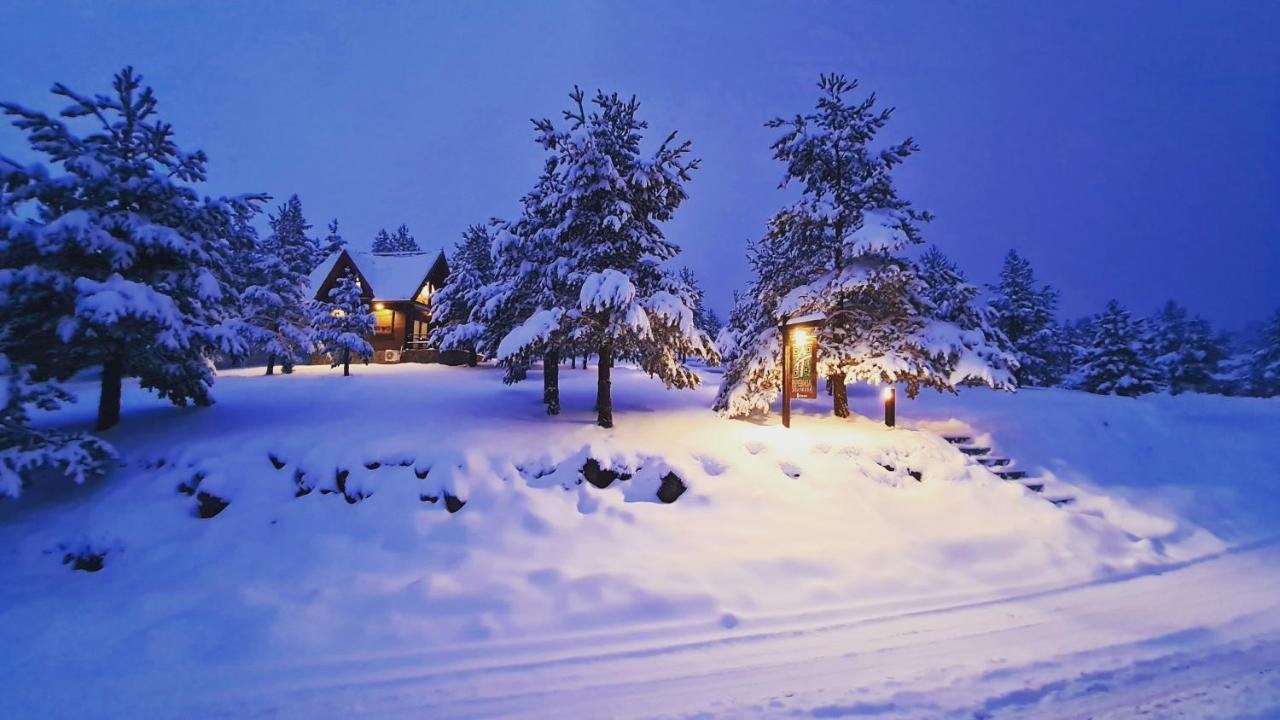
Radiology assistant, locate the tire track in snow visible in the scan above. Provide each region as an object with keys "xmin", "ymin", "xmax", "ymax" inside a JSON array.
[{"xmin": 189, "ymin": 541, "xmax": 1280, "ymax": 719}]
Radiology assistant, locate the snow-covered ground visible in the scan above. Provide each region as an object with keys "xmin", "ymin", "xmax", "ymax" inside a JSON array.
[{"xmin": 1, "ymin": 363, "xmax": 1278, "ymax": 719}]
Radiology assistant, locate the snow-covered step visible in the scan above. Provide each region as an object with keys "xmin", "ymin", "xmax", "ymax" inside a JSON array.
[{"xmin": 937, "ymin": 429, "xmax": 1075, "ymax": 510}]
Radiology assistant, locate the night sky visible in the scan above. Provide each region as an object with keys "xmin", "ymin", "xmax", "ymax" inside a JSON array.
[{"xmin": 2, "ymin": 1, "xmax": 1277, "ymax": 329}]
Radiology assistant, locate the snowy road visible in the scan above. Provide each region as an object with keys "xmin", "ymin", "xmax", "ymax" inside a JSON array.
[{"xmin": 195, "ymin": 540, "xmax": 1280, "ymax": 719}]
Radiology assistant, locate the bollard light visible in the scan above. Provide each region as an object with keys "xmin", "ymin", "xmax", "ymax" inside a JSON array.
[{"xmin": 882, "ymin": 386, "xmax": 896, "ymax": 427}]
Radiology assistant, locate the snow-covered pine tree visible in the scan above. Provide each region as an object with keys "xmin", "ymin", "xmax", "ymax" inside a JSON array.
[
  {"xmin": 989, "ymin": 250, "xmax": 1066, "ymax": 387},
  {"xmin": 677, "ymin": 267, "xmax": 708, "ymax": 329},
  {"xmin": 390, "ymin": 224, "xmax": 420, "ymax": 253},
  {"xmin": 671, "ymin": 267, "xmax": 712, "ymax": 362},
  {"xmin": 371, "ymin": 228, "xmax": 394, "ymax": 254},
  {"xmin": 1080, "ymin": 300, "xmax": 1161, "ymax": 396},
  {"xmin": 917, "ymin": 246, "xmax": 971, "ymax": 323},
  {"xmin": 702, "ymin": 308, "xmax": 724, "ymax": 342},
  {"xmin": 1058, "ymin": 315, "xmax": 1097, "ymax": 389},
  {"xmin": 479, "ymin": 161, "xmax": 572, "ymax": 414},
  {"xmin": 242, "ymin": 195, "xmax": 319, "ymax": 375},
  {"xmin": 716, "ymin": 75, "xmax": 1010, "ymax": 419},
  {"xmin": 312, "ymin": 270, "xmax": 374, "ymax": 376},
  {"xmin": 429, "ymin": 223, "xmax": 496, "ymax": 366},
  {"xmin": 1246, "ymin": 308, "xmax": 1280, "ymax": 397},
  {"xmin": 494, "ymin": 87, "xmax": 715, "ymax": 427},
  {"xmin": 916, "ymin": 246, "xmax": 1019, "ymax": 387},
  {"xmin": 715, "ymin": 289, "xmax": 762, "ymax": 364},
  {"xmin": 1149, "ymin": 300, "xmax": 1226, "ymax": 395},
  {"xmin": 318, "ymin": 218, "xmax": 346, "ymax": 265},
  {"xmin": 0, "ymin": 353, "xmax": 116, "ymax": 498},
  {"xmin": 0, "ymin": 67, "xmax": 265, "ymax": 430}
]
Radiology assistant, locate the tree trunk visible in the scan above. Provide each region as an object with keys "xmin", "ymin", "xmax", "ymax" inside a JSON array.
[
  {"xmin": 583, "ymin": 354, "xmax": 589, "ymax": 370},
  {"xmin": 597, "ymin": 342, "xmax": 614, "ymax": 428},
  {"xmin": 283, "ymin": 358, "xmax": 294, "ymax": 374},
  {"xmin": 467, "ymin": 347, "xmax": 477, "ymax": 367},
  {"xmin": 571, "ymin": 354, "xmax": 577, "ymax": 369},
  {"xmin": 543, "ymin": 349, "xmax": 560, "ymax": 415},
  {"xmin": 831, "ymin": 373, "xmax": 850, "ymax": 418},
  {"xmin": 96, "ymin": 354, "xmax": 124, "ymax": 431},
  {"xmin": 266, "ymin": 355, "xmax": 275, "ymax": 376},
  {"xmin": 343, "ymin": 348, "xmax": 351, "ymax": 377}
]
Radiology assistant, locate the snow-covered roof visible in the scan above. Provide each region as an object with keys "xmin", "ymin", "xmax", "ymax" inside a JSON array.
[
  {"xmin": 309, "ymin": 249, "xmax": 445, "ymax": 300},
  {"xmin": 784, "ymin": 312, "xmax": 827, "ymax": 326}
]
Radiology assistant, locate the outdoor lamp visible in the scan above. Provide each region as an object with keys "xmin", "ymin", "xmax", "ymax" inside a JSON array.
[{"xmin": 882, "ymin": 386, "xmax": 896, "ymax": 427}]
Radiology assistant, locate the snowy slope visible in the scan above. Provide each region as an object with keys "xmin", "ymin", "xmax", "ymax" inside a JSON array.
[{"xmin": 1, "ymin": 364, "xmax": 1277, "ymax": 718}]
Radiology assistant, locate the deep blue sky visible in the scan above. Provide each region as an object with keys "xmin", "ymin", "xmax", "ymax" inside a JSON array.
[{"xmin": 2, "ymin": 1, "xmax": 1277, "ymax": 328}]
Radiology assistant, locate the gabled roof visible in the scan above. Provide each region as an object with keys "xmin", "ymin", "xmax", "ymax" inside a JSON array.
[{"xmin": 309, "ymin": 249, "xmax": 447, "ymax": 301}]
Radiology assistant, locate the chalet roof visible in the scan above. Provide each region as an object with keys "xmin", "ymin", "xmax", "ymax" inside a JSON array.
[
  {"xmin": 784, "ymin": 312, "xmax": 827, "ymax": 326},
  {"xmin": 309, "ymin": 249, "xmax": 445, "ymax": 300}
]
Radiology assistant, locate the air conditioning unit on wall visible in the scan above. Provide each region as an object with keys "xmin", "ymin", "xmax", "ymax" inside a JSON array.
[{"xmin": 383, "ymin": 349, "xmax": 401, "ymax": 363}]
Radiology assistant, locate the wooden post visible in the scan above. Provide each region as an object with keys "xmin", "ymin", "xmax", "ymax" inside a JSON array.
[{"xmin": 782, "ymin": 323, "xmax": 792, "ymax": 428}]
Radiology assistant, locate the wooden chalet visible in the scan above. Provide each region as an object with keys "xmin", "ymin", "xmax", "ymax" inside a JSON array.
[{"xmin": 309, "ymin": 249, "xmax": 449, "ymax": 363}]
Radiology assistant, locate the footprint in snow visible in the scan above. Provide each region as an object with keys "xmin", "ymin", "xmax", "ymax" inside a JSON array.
[
  {"xmin": 744, "ymin": 441, "xmax": 767, "ymax": 455},
  {"xmin": 695, "ymin": 454, "xmax": 728, "ymax": 476},
  {"xmin": 779, "ymin": 462, "xmax": 802, "ymax": 479}
]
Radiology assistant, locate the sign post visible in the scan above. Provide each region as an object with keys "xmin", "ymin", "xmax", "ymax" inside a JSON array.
[{"xmin": 781, "ymin": 314, "xmax": 825, "ymax": 429}]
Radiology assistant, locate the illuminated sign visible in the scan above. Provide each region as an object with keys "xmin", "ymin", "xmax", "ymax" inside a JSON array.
[{"xmin": 790, "ymin": 327, "xmax": 817, "ymax": 399}]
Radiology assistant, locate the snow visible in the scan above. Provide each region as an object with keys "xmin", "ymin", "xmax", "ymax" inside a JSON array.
[
  {"xmin": 308, "ymin": 249, "xmax": 444, "ymax": 300},
  {"xmin": 783, "ymin": 311, "xmax": 826, "ymax": 326},
  {"xmin": 1, "ymin": 365, "xmax": 1278, "ymax": 718},
  {"xmin": 62, "ymin": 274, "xmax": 186, "ymax": 348},
  {"xmin": 579, "ymin": 268, "xmax": 637, "ymax": 312},
  {"xmin": 495, "ymin": 308, "xmax": 564, "ymax": 361}
]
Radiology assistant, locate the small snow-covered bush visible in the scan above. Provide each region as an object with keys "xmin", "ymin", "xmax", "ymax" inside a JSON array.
[{"xmin": 0, "ymin": 354, "xmax": 115, "ymax": 498}]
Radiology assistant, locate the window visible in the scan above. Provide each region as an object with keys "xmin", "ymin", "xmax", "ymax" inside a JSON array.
[{"xmin": 374, "ymin": 307, "xmax": 394, "ymax": 335}]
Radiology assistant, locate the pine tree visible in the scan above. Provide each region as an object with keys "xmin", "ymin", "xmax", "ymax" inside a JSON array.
[
  {"xmin": 390, "ymin": 224, "xmax": 420, "ymax": 253},
  {"xmin": 371, "ymin": 228, "xmax": 395, "ymax": 254},
  {"xmin": 1059, "ymin": 315, "xmax": 1096, "ymax": 389},
  {"xmin": 479, "ymin": 178, "xmax": 567, "ymax": 414},
  {"xmin": 989, "ymin": 250, "xmax": 1066, "ymax": 387},
  {"xmin": 1149, "ymin": 300, "xmax": 1226, "ymax": 395},
  {"xmin": 1246, "ymin": 308, "xmax": 1280, "ymax": 397},
  {"xmin": 312, "ymin": 270, "xmax": 374, "ymax": 376},
  {"xmin": 0, "ymin": 354, "xmax": 116, "ymax": 497},
  {"xmin": 1080, "ymin": 300, "xmax": 1161, "ymax": 396},
  {"xmin": 318, "ymin": 218, "xmax": 346, "ymax": 264},
  {"xmin": 916, "ymin": 246, "xmax": 1018, "ymax": 388},
  {"xmin": 678, "ymin": 267, "xmax": 708, "ymax": 330},
  {"xmin": 494, "ymin": 87, "xmax": 716, "ymax": 427},
  {"xmin": 917, "ymin": 246, "xmax": 971, "ymax": 324},
  {"xmin": 430, "ymin": 223, "xmax": 497, "ymax": 366},
  {"xmin": 0, "ymin": 67, "xmax": 265, "ymax": 430},
  {"xmin": 243, "ymin": 195, "xmax": 319, "ymax": 375},
  {"xmin": 702, "ymin": 308, "xmax": 724, "ymax": 341},
  {"xmin": 715, "ymin": 75, "xmax": 1009, "ymax": 419},
  {"xmin": 715, "ymin": 289, "xmax": 762, "ymax": 364}
]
